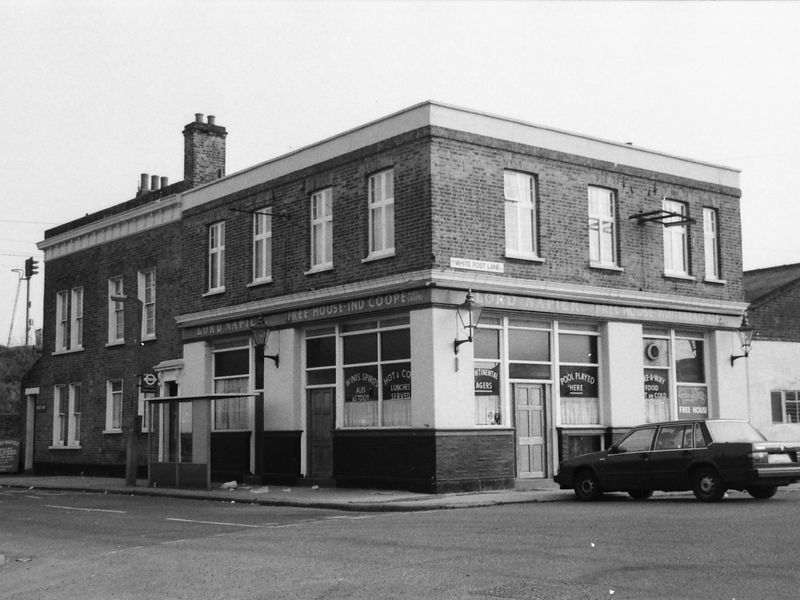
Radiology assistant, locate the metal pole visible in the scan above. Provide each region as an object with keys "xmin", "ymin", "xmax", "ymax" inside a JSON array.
[{"xmin": 25, "ymin": 274, "xmax": 30, "ymax": 346}]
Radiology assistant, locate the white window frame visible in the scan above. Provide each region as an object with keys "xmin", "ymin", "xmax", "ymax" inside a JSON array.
[
  {"xmin": 772, "ymin": 391, "xmax": 800, "ymax": 424},
  {"xmin": 588, "ymin": 186, "xmax": 618, "ymax": 268},
  {"xmin": 309, "ymin": 188, "xmax": 333, "ymax": 272},
  {"xmin": 108, "ymin": 277, "xmax": 124, "ymax": 345},
  {"xmin": 663, "ymin": 199, "xmax": 690, "ymax": 277},
  {"xmin": 212, "ymin": 340, "xmax": 252, "ymax": 431},
  {"xmin": 105, "ymin": 379, "xmax": 123, "ymax": 433},
  {"xmin": 207, "ymin": 221, "xmax": 226, "ymax": 293},
  {"xmin": 52, "ymin": 383, "xmax": 81, "ymax": 447},
  {"xmin": 55, "ymin": 290, "xmax": 69, "ymax": 351},
  {"xmin": 70, "ymin": 287, "xmax": 83, "ymax": 349},
  {"xmin": 138, "ymin": 268, "xmax": 156, "ymax": 340},
  {"xmin": 703, "ymin": 207, "xmax": 723, "ymax": 282},
  {"xmin": 366, "ymin": 169, "xmax": 395, "ymax": 260},
  {"xmin": 504, "ymin": 170, "xmax": 539, "ymax": 260},
  {"xmin": 252, "ymin": 210, "xmax": 272, "ymax": 284}
]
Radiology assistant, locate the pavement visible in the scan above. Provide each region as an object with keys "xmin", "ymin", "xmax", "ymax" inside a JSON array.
[{"xmin": 0, "ymin": 474, "xmax": 570, "ymax": 512}]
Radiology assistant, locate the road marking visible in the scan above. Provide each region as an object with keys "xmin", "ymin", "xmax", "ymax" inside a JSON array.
[
  {"xmin": 166, "ymin": 518, "xmax": 270, "ymax": 528},
  {"xmin": 45, "ymin": 504, "xmax": 127, "ymax": 514}
]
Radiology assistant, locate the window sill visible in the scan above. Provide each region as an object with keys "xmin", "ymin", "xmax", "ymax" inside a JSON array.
[
  {"xmin": 247, "ymin": 278, "xmax": 273, "ymax": 288},
  {"xmin": 105, "ymin": 341, "xmax": 125, "ymax": 348},
  {"xmin": 52, "ymin": 347, "xmax": 84, "ymax": 356},
  {"xmin": 663, "ymin": 272, "xmax": 696, "ymax": 282},
  {"xmin": 304, "ymin": 264, "xmax": 333, "ymax": 276},
  {"xmin": 103, "ymin": 429, "xmax": 123, "ymax": 435},
  {"xmin": 589, "ymin": 262, "xmax": 624, "ymax": 272},
  {"xmin": 362, "ymin": 250, "xmax": 396, "ymax": 263},
  {"xmin": 203, "ymin": 287, "xmax": 226, "ymax": 297},
  {"xmin": 141, "ymin": 336, "xmax": 157, "ymax": 344},
  {"xmin": 704, "ymin": 277, "xmax": 727, "ymax": 285},
  {"xmin": 505, "ymin": 250, "xmax": 544, "ymax": 263},
  {"xmin": 48, "ymin": 444, "xmax": 82, "ymax": 450}
]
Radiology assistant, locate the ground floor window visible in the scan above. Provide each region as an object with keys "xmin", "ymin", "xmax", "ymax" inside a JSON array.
[
  {"xmin": 212, "ymin": 338, "xmax": 250, "ymax": 430},
  {"xmin": 106, "ymin": 380, "xmax": 123, "ymax": 432},
  {"xmin": 473, "ymin": 316, "xmax": 599, "ymax": 427},
  {"xmin": 53, "ymin": 383, "xmax": 81, "ymax": 446},
  {"xmin": 643, "ymin": 329, "xmax": 708, "ymax": 422},
  {"xmin": 342, "ymin": 317, "xmax": 411, "ymax": 427},
  {"xmin": 558, "ymin": 323, "xmax": 600, "ymax": 425},
  {"xmin": 305, "ymin": 316, "xmax": 411, "ymax": 428},
  {"xmin": 772, "ymin": 391, "xmax": 800, "ymax": 424}
]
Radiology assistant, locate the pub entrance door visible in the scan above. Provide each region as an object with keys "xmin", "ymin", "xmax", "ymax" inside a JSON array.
[{"xmin": 514, "ymin": 383, "xmax": 549, "ymax": 478}]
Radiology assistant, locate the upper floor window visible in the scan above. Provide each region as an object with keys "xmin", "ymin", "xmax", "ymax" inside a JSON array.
[
  {"xmin": 208, "ymin": 221, "xmax": 225, "ymax": 293},
  {"xmin": 252, "ymin": 210, "xmax": 272, "ymax": 283},
  {"xmin": 108, "ymin": 277, "xmax": 124, "ymax": 344},
  {"xmin": 663, "ymin": 199, "xmax": 690, "ymax": 276},
  {"xmin": 367, "ymin": 169, "xmax": 395, "ymax": 258},
  {"xmin": 55, "ymin": 287, "xmax": 83, "ymax": 352},
  {"xmin": 588, "ymin": 186, "xmax": 618, "ymax": 267},
  {"xmin": 703, "ymin": 207, "xmax": 721, "ymax": 281},
  {"xmin": 310, "ymin": 188, "xmax": 333, "ymax": 271},
  {"xmin": 504, "ymin": 170, "xmax": 538, "ymax": 259},
  {"xmin": 139, "ymin": 268, "xmax": 156, "ymax": 340}
]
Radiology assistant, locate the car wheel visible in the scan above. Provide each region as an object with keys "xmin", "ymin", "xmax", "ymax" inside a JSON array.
[
  {"xmin": 628, "ymin": 489, "xmax": 653, "ymax": 500},
  {"xmin": 746, "ymin": 486, "xmax": 778, "ymax": 500},
  {"xmin": 692, "ymin": 467, "xmax": 726, "ymax": 502},
  {"xmin": 573, "ymin": 470, "xmax": 603, "ymax": 501}
]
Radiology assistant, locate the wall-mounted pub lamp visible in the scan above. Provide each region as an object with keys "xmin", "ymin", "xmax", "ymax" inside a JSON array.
[
  {"xmin": 730, "ymin": 313, "xmax": 755, "ymax": 366},
  {"xmin": 251, "ymin": 315, "xmax": 280, "ymax": 368},
  {"xmin": 454, "ymin": 290, "xmax": 483, "ymax": 355}
]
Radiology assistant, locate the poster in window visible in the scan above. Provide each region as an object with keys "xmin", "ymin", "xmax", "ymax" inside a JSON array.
[
  {"xmin": 474, "ymin": 364, "xmax": 500, "ymax": 395},
  {"xmin": 644, "ymin": 369, "xmax": 669, "ymax": 400},
  {"xmin": 559, "ymin": 366, "xmax": 598, "ymax": 398},
  {"xmin": 677, "ymin": 386, "xmax": 708, "ymax": 419},
  {"xmin": 344, "ymin": 366, "xmax": 378, "ymax": 403},
  {"xmin": 382, "ymin": 363, "xmax": 411, "ymax": 400}
]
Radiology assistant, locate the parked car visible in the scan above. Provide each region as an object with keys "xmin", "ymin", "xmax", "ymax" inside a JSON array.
[{"xmin": 554, "ymin": 420, "xmax": 800, "ymax": 502}]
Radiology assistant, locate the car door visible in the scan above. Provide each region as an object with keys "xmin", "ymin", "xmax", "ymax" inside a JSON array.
[
  {"xmin": 600, "ymin": 426, "xmax": 656, "ymax": 491},
  {"xmin": 647, "ymin": 424, "xmax": 694, "ymax": 490}
]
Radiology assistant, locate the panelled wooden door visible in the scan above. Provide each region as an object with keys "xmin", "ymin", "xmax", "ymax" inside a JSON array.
[
  {"xmin": 307, "ymin": 388, "xmax": 335, "ymax": 480},
  {"xmin": 515, "ymin": 383, "xmax": 547, "ymax": 478}
]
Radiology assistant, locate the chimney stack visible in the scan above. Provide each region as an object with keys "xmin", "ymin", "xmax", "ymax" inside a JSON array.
[{"xmin": 183, "ymin": 113, "xmax": 227, "ymax": 188}]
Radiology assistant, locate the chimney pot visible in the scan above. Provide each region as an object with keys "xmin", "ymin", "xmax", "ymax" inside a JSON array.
[
  {"xmin": 151, "ymin": 175, "xmax": 160, "ymax": 190},
  {"xmin": 207, "ymin": 115, "xmax": 216, "ymax": 126},
  {"xmin": 195, "ymin": 113, "xmax": 204, "ymax": 123},
  {"xmin": 160, "ymin": 176, "xmax": 169, "ymax": 188},
  {"xmin": 140, "ymin": 173, "xmax": 150, "ymax": 191}
]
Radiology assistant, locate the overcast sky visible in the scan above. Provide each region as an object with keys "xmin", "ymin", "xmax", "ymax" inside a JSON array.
[{"xmin": 2, "ymin": 0, "xmax": 799, "ymax": 345}]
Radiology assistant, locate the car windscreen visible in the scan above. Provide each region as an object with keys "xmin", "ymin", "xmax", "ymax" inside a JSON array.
[{"xmin": 705, "ymin": 421, "xmax": 766, "ymax": 443}]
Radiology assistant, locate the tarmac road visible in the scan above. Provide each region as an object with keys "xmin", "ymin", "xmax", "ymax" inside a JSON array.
[{"xmin": 2, "ymin": 486, "xmax": 799, "ymax": 599}]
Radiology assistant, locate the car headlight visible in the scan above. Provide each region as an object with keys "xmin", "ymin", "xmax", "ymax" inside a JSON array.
[{"xmin": 750, "ymin": 451, "xmax": 769, "ymax": 464}]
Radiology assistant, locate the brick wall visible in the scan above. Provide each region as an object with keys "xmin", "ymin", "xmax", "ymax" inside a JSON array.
[
  {"xmin": 179, "ymin": 125, "xmax": 743, "ymax": 319},
  {"xmin": 749, "ymin": 281, "xmax": 800, "ymax": 342},
  {"xmin": 429, "ymin": 130, "xmax": 743, "ymax": 303}
]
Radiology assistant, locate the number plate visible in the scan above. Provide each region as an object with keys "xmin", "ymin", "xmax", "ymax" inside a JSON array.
[{"xmin": 768, "ymin": 454, "xmax": 792, "ymax": 464}]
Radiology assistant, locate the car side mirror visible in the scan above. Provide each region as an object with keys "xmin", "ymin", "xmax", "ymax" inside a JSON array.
[{"xmin": 608, "ymin": 445, "xmax": 622, "ymax": 455}]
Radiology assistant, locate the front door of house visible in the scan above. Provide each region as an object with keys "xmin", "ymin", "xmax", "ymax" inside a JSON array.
[
  {"xmin": 307, "ymin": 388, "xmax": 335, "ymax": 481},
  {"xmin": 515, "ymin": 383, "xmax": 548, "ymax": 478}
]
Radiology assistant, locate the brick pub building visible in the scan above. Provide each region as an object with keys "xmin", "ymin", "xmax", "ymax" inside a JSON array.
[{"xmin": 24, "ymin": 102, "xmax": 749, "ymax": 492}]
